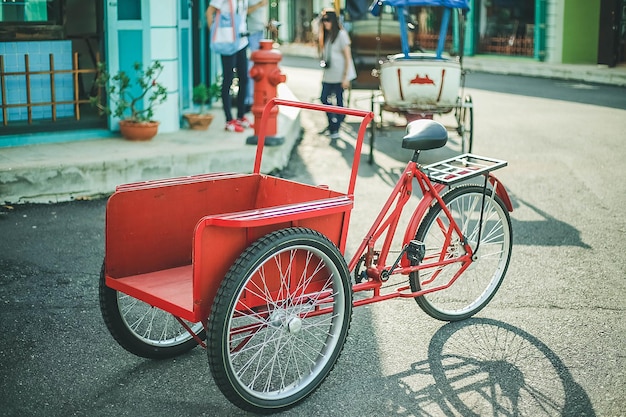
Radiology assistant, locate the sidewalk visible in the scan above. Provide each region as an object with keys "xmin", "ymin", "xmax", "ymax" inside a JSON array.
[
  {"xmin": 0, "ymin": 85, "xmax": 301, "ymax": 204},
  {"xmin": 278, "ymin": 42, "xmax": 626, "ymax": 87},
  {"xmin": 462, "ymin": 55, "xmax": 626, "ymax": 87},
  {"xmin": 1, "ymin": 44, "xmax": 625, "ymax": 205}
]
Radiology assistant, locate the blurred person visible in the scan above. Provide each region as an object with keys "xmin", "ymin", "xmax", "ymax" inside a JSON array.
[
  {"xmin": 318, "ymin": 9, "xmax": 355, "ymax": 140},
  {"xmin": 245, "ymin": 0, "xmax": 268, "ymax": 113},
  {"xmin": 206, "ymin": 0, "xmax": 253, "ymax": 132}
]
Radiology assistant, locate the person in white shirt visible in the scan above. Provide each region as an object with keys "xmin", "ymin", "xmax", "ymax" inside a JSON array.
[{"xmin": 318, "ymin": 9, "xmax": 354, "ymax": 140}]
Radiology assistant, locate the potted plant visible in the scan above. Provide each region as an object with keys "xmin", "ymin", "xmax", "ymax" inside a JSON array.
[
  {"xmin": 183, "ymin": 81, "xmax": 221, "ymax": 130},
  {"xmin": 91, "ymin": 61, "xmax": 168, "ymax": 141}
]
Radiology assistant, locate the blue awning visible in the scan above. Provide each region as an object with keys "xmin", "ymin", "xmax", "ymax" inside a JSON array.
[
  {"xmin": 371, "ymin": 0, "xmax": 469, "ymax": 9},
  {"xmin": 368, "ymin": 0, "xmax": 469, "ymax": 59}
]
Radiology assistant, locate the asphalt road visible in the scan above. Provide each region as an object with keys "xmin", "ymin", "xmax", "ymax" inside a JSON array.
[{"xmin": 1, "ymin": 59, "xmax": 625, "ymax": 416}]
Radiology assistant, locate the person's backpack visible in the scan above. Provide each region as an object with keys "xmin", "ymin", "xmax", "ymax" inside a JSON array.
[{"xmin": 211, "ymin": 0, "xmax": 244, "ymax": 55}]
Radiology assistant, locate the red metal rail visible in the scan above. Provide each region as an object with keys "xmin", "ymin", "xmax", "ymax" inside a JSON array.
[{"xmin": 253, "ymin": 97, "xmax": 375, "ymax": 197}]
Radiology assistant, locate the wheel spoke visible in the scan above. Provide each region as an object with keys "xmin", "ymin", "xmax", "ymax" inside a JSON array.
[
  {"xmin": 208, "ymin": 228, "xmax": 351, "ymax": 412},
  {"xmin": 99, "ymin": 263, "xmax": 204, "ymax": 359},
  {"xmin": 410, "ymin": 186, "xmax": 512, "ymax": 321}
]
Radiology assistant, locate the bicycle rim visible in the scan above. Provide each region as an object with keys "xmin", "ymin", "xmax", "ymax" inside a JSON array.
[
  {"xmin": 411, "ymin": 185, "xmax": 512, "ymax": 320},
  {"xmin": 209, "ymin": 228, "xmax": 352, "ymax": 412}
]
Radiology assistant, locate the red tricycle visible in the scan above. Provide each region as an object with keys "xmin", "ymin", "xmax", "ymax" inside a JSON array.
[{"xmin": 100, "ymin": 98, "xmax": 513, "ymax": 413}]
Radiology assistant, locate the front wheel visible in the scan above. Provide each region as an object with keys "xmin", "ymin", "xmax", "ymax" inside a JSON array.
[
  {"xmin": 208, "ymin": 227, "xmax": 352, "ymax": 413},
  {"xmin": 409, "ymin": 185, "xmax": 512, "ymax": 321},
  {"xmin": 99, "ymin": 263, "xmax": 205, "ymax": 359}
]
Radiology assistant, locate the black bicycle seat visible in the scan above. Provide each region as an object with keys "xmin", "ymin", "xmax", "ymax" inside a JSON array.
[{"xmin": 402, "ymin": 119, "xmax": 448, "ymax": 151}]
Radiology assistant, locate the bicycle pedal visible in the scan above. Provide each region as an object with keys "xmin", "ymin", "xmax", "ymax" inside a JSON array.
[
  {"xmin": 355, "ymin": 270, "xmax": 367, "ymax": 284},
  {"xmin": 406, "ymin": 240, "xmax": 425, "ymax": 264}
]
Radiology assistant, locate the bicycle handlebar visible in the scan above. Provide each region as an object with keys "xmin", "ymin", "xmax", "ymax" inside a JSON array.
[{"xmin": 254, "ymin": 97, "xmax": 375, "ymax": 196}]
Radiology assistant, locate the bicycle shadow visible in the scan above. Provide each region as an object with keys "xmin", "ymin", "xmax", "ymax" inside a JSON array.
[
  {"xmin": 387, "ymin": 318, "xmax": 596, "ymax": 417},
  {"xmin": 507, "ymin": 193, "xmax": 591, "ymax": 248},
  {"xmin": 292, "ymin": 113, "xmax": 590, "ymax": 251},
  {"xmin": 293, "ymin": 109, "xmax": 408, "ymax": 189},
  {"xmin": 340, "ymin": 118, "xmax": 590, "ymax": 250}
]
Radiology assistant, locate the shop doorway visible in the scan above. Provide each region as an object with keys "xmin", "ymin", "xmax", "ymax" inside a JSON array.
[{"xmin": 598, "ymin": 0, "xmax": 626, "ymax": 66}]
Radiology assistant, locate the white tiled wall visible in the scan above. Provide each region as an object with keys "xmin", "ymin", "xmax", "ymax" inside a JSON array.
[
  {"xmin": 152, "ymin": 59, "xmax": 180, "ymax": 132},
  {"xmin": 150, "ymin": 0, "xmax": 177, "ymax": 27},
  {"xmin": 150, "ymin": 0, "xmax": 179, "ymax": 133},
  {"xmin": 545, "ymin": 0, "xmax": 564, "ymax": 63}
]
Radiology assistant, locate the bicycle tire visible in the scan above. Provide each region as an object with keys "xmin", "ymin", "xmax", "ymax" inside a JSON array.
[
  {"xmin": 409, "ymin": 185, "xmax": 512, "ymax": 321},
  {"xmin": 208, "ymin": 227, "xmax": 352, "ymax": 413},
  {"xmin": 99, "ymin": 262, "xmax": 205, "ymax": 359}
]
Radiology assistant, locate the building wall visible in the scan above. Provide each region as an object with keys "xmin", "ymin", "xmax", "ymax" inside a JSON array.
[
  {"xmin": 545, "ymin": 0, "xmax": 564, "ymax": 62},
  {"xmin": 150, "ymin": 0, "xmax": 180, "ymax": 133},
  {"xmin": 561, "ymin": 0, "xmax": 601, "ymax": 63},
  {"xmin": 546, "ymin": 0, "xmax": 602, "ymax": 64}
]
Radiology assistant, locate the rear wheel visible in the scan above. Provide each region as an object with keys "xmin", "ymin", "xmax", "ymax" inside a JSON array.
[
  {"xmin": 99, "ymin": 263, "xmax": 205, "ymax": 359},
  {"xmin": 409, "ymin": 185, "xmax": 512, "ymax": 321},
  {"xmin": 208, "ymin": 228, "xmax": 352, "ymax": 413}
]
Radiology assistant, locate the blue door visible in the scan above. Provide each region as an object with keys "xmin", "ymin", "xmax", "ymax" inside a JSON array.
[{"xmin": 105, "ymin": 0, "xmax": 151, "ymax": 129}]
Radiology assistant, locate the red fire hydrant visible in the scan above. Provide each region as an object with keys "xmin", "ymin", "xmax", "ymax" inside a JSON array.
[{"xmin": 246, "ymin": 40, "xmax": 287, "ymax": 146}]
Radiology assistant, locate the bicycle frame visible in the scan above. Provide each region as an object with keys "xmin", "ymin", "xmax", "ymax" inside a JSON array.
[
  {"xmin": 346, "ymin": 159, "xmax": 454, "ymax": 304},
  {"xmin": 256, "ymin": 98, "xmax": 512, "ymax": 309}
]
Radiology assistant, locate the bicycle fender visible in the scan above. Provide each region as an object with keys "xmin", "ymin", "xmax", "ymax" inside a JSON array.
[
  {"xmin": 400, "ymin": 176, "xmax": 512, "ymax": 269},
  {"xmin": 489, "ymin": 173, "xmax": 513, "ymax": 212}
]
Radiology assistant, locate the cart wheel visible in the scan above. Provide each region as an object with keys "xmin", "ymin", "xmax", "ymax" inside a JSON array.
[
  {"xmin": 409, "ymin": 185, "xmax": 512, "ymax": 321},
  {"xmin": 99, "ymin": 262, "xmax": 205, "ymax": 359},
  {"xmin": 208, "ymin": 227, "xmax": 352, "ymax": 413},
  {"xmin": 459, "ymin": 95, "xmax": 473, "ymax": 153}
]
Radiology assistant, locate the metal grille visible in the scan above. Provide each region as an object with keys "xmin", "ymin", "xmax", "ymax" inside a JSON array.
[{"xmin": 0, "ymin": 52, "xmax": 100, "ymax": 126}]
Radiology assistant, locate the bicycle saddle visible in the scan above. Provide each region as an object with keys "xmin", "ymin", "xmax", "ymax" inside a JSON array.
[{"xmin": 402, "ymin": 119, "xmax": 448, "ymax": 151}]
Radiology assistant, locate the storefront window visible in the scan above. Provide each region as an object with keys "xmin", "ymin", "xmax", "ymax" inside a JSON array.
[
  {"xmin": 0, "ymin": 0, "xmax": 51, "ymax": 23},
  {"xmin": 118, "ymin": 0, "xmax": 141, "ymax": 20},
  {"xmin": 180, "ymin": 0, "xmax": 188, "ymax": 20},
  {"xmin": 478, "ymin": 0, "xmax": 535, "ymax": 56}
]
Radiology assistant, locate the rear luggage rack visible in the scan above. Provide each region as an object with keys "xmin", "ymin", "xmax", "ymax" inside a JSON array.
[{"xmin": 422, "ymin": 154, "xmax": 508, "ymax": 185}]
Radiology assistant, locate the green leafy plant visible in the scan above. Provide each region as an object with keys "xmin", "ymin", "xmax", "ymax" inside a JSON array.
[
  {"xmin": 91, "ymin": 61, "xmax": 168, "ymax": 123},
  {"xmin": 190, "ymin": 79, "xmax": 222, "ymax": 114}
]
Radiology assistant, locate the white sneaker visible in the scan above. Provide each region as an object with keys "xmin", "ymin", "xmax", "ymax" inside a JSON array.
[
  {"xmin": 225, "ymin": 120, "xmax": 244, "ymax": 133},
  {"xmin": 236, "ymin": 116, "xmax": 254, "ymax": 129}
]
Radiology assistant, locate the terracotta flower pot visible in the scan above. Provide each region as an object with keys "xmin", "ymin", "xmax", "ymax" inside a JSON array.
[
  {"xmin": 184, "ymin": 113, "xmax": 214, "ymax": 130},
  {"xmin": 119, "ymin": 120, "xmax": 160, "ymax": 141}
]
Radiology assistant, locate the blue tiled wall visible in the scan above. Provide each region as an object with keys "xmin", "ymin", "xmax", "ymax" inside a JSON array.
[{"xmin": 0, "ymin": 40, "xmax": 75, "ymax": 123}]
